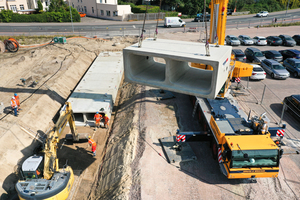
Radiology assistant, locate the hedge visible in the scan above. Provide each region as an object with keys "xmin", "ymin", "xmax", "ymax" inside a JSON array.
[{"xmin": 0, "ymin": 8, "xmax": 80, "ymax": 23}]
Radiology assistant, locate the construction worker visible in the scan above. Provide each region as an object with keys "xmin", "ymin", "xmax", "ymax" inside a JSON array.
[
  {"xmin": 103, "ymin": 114, "xmax": 110, "ymax": 129},
  {"xmin": 88, "ymin": 136, "xmax": 97, "ymax": 157},
  {"xmin": 94, "ymin": 112, "xmax": 102, "ymax": 128},
  {"xmin": 14, "ymin": 93, "xmax": 20, "ymax": 110},
  {"xmin": 11, "ymin": 97, "xmax": 18, "ymax": 116}
]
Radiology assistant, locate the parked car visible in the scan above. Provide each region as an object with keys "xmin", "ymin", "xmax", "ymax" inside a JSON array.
[
  {"xmin": 262, "ymin": 50, "xmax": 283, "ymax": 62},
  {"xmin": 279, "ymin": 49, "xmax": 300, "ymax": 60},
  {"xmin": 244, "ymin": 47, "xmax": 266, "ymax": 63},
  {"xmin": 252, "ymin": 36, "xmax": 267, "ymax": 46},
  {"xmin": 193, "ymin": 14, "xmax": 210, "ymax": 22},
  {"xmin": 225, "ymin": 35, "xmax": 240, "ymax": 46},
  {"xmin": 266, "ymin": 36, "xmax": 282, "ymax": 46},
  {"xmin": 164, "ymin": 17, "xmax": 186, "ymax": 27},
  {"xmin": 79, "ymin": 12, "xmax": 86, "ymax": 17},
  {"xmin": 227, "ymin": 9, "xmax": 233, "ymax": 15},
  {"xmin": 232, "ymin": 49, "xmax": 246, "ymax": 61},
  {"xmin": 279, "ymin": 35, "xmax": 296, "ymax": 46},
  {"xmin": 292, "ymin": 35, "xmax": 300, "ymax": 45},
  {"xmin": 256, "ymin": 11, "xmax": 269, "ymax": 17},
  {"xmin": 283, "ymin": 58, "xmax": 300, "ymax": 78},
  {"xmin": 250, "ymin": 64, "xmax": 266, "ymax": 80},
  {"xmin": 260, "ymin": 59, "xmax": 290, "ymax": 79},
  {"xmin": 283, "ymin": 95, "xmax": 300, "ymax": 119},
  {"xmin": 238, "ymin": 35, "xmax": 254, "ymax": 45}
]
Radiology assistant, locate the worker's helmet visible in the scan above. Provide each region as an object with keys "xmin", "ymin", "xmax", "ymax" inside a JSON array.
[
  {"xmin": 96, "ymin": 112, "xmax": 99, "ymax": 114},
  {"xmin": 105, "ymin": 114, "xmax": 107, "ymax": 117},
  {"xmin": 14, "ymin": 93, "xmax": 17, "ymax": 96},
  {"xmin": 12, "ymin": 97, "xmax": 15, "ymax": 99},
  {"xmin": 88, "ymin": 136, "xmax": 91, "ymax": 139}
]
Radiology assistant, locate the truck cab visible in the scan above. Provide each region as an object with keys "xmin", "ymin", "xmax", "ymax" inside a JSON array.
[{"xmin": 21, "ymin": 155, "xmax": 44, "ymax": 179}]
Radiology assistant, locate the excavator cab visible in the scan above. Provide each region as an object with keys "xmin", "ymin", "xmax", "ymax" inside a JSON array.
[{"xmin": 21, "ymin": 155, "xmax": 44, "ymax": 179}]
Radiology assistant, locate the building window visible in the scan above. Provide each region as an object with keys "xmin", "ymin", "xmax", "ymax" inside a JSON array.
[
  {"xmin": 0, "ymin": 6, "xmax": 5, "ymax": 11},
  {"xmin": 113, "ymin": 11, "xmax": 118, "ymax": 16},
  {"xmin": 84, "ymin": 6, "xmax": 86, "ymax": 13},
  {"xmin": 10, "ymin": 5, "xmax": 17, "ymax": 12},
  {"xmin": 45, "ymin": 1, "xmax": 48, "ymax": 6},
  {"xmin": 101, "ymin": 10, "xmax": 104, "ymax": 16},
  {"xmin": 105, "ymin": 0, "xmax": 107, "ymax": 3},
  {"xmin": 100, "ymin": 0, "xmax": 102, "ymax": 3},
  {"xmin": 20, "ymin": 5, "xmax": 24, "ymax": 10},
  {"xmin": 81, "ymin": 0, "xmax": 82, "ymax": 2},
  {"xmin": 106, "ymin": 10, "xmax": 110, "ymax": 16},
  {"xmin": 92, "ymin": 7, "xmax": 94, "ymax": 13}
]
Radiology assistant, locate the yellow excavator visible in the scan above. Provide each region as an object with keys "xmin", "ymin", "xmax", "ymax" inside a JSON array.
[{"xmin": 15, "ymin": 102, "xmax": 87, "ymax": 200}]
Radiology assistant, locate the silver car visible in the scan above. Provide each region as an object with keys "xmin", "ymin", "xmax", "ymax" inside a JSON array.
[
  {"xmin": 260, "ymin": 59, "xmax": 290, "ymax": 79},
  {"xmin": 252, "ymin": 36, "xmax": 267, "ymax": 46},
  {"xmin": 238, "ymin": 35, "xmax": 254, "ymax": 45},
  {"xmin": 225, "ymin": 35, "xmax": 240, "ymax": 46}
]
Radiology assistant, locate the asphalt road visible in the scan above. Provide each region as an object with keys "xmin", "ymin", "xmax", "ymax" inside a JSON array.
[{"xmin": 0, "ymin": 8, "xmax": 299, "ymax": 36}]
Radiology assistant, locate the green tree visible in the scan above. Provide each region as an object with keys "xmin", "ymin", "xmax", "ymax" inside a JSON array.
[
  {"xmin": 0, "ymin": 10, "xmax": 13, "ymax": 22},
  {"xmin": 37, "ymin": 0, "xmax": 43, "ymax": 12},
  {"xmin": 48, "ymin": 0, "xmax": 68, "ymax": 12}
]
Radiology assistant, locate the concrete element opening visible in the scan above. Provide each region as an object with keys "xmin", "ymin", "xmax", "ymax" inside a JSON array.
[{"xmin": 123, "ymin": 38, "xmax": 232, "ymax": 99}]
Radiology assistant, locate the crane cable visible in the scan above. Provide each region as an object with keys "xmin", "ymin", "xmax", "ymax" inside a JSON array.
[
  {"xmin": 154, "ymin": 0, "xmax": 162, "ymax": 41},
  {"xmin": 138, "ymin": 4, "xmax": 148, "ymax": 48},
  {"xmin": 204, "ymin": 0, "xmax": 210, "ymax": 56}
]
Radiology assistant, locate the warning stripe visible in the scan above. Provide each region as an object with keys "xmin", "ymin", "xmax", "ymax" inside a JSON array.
[
  {"xmin": 276, "ymin": 129, "xmax": 285, "ymax": 137},
  {"xmin": 218, "ymin": 148, "xmax": 222, "ymax": 163},
  {"xmin": 235, "ymin": 77, "xmax": 241, "ymax": 83},
  {"xmin": 176, "ymin": 135, "xmax": 186, "ymax": 142}
]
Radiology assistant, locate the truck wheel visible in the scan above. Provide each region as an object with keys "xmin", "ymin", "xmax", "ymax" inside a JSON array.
[{"xmin": 168, "ymin": 25, "xmax": 171, "ymax": 28}]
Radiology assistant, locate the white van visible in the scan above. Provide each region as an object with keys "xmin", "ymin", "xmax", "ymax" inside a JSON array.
[{"xmin": 164, "ymin": 17, "xmax": 186, "ymax": 28}]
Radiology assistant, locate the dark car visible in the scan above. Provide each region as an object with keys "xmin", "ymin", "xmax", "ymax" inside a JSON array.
[
  {"xmin": 292, "ymin": 35, "xmax": 300, "ymax": 45},
  {"xmin": 227, "ymin": 9, "xmax": 233, "ymax": 15},
  {"xmin": 283, "ymin": 58, "xmax": 300, "ymax": 78},
  {"xmin": 283, "ymin": 95, "xmax": 300, "ymax": 119},
  {"xmin": 244, "ymin": 47, "xmax": 266, "ymax": 63},
  {"xmin": 279, "ymin": 49, "xmax": 300, "ymax": 60},
  {"xmin": 266, "ymin": 36, "xmax": 282, "ymax": 46},
  {"xmin": 232, "ymin": 49, "xmax": 246, "ymax": 61},
  {"xmin": 279, "ymin": 35, "xmax": 296, "ymax": 46},
  {"xmin": 193, "ymin": 14, "xmax": 210, "ymax": 22},
  {"xmin": 262, "ymin": 50, "xmax": 283, "ymax": 62}
]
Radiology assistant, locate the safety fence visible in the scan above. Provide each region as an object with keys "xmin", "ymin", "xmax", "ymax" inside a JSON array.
[
  {"xmin": 1, "ymin": 14, "xmax": 300, "ymax": 38},
  {"xmin": 125, "ymin": 13, "xmax": 165, "ymax": 21}
]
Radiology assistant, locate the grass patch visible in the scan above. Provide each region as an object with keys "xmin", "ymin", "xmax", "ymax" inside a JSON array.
[{"xmin": 260, "ymin": 21, "xmax": 300, "ymax": 28}]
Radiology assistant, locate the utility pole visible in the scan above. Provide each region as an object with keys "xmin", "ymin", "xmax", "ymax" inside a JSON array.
[
  {"xmin": 285, "ymin": 0, "xmax": 290, "ymax": 16},
  {"xmin": 69, "ymin": 0, "xmax": 74, "ymax": 33}
]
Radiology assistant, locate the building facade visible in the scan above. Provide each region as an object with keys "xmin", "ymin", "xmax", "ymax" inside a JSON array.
[
  {"xmin": 27, "ymin": 0, "xmax": 50, "ymax": 11},
  {"xmin": 71, "ymin": 0, "xmax": 131, "ymax": 21},
  {"xmin": 0, "ymin": 0, "xmax": 29, "ymax": 13}
]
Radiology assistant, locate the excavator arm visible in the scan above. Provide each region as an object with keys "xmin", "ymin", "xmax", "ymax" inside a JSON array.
[{"xmin": 43, "ymin": 102, "xmax": 80, "ymax": 179}]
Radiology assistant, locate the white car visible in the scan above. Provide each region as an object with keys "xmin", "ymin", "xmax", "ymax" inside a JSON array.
[
  {"xmin": 252, "ymin": 36, "xmax": 267, "ymax": 46},
  {"xmin": 250, "ymin": 64, "xmax": 266, "ymax": 80},
  {"xmin": 256, "ymin": 11, "xmax": 269, "ymax": 17}
]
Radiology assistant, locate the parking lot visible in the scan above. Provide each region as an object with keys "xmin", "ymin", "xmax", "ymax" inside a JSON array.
[{"xmin": 223, "ymin": 27, "xmax": 300, "ymax": 156}]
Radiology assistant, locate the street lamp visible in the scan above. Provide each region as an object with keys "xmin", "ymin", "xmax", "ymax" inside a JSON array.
[
  {"xmin": 69, "ymin": 0, "xmax": 74, "ymax": 33},
  {"xmin": 285, "ymin": 0, "xmax": 290, "ymax": 16}
]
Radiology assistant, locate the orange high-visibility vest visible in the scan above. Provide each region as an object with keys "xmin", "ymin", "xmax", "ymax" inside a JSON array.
[
  {"xmin": 104, "ymin": 116, "xmax": 109, "ymax": 122},
  {"xmin": 15, "ymin": 95, "xmax": 20, "ymax": 106},
  {"xmin": 11, "ymin": 99, "xmax": 17, "ymax": 107},
  {"xmin": 88, "ymin": 139, "xmax": 96, "ymax": 147},
  {"xmin": 94, "ymin": 114, "xmax": 102, "ymax": 122}
]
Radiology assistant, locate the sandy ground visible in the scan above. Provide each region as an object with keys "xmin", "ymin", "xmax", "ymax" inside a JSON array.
[{"xmin": 0, "ymin": 26, "xmax": 300, "ymax": 200}]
